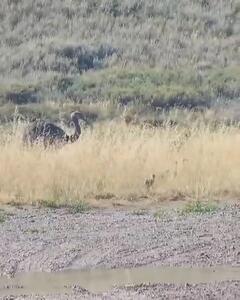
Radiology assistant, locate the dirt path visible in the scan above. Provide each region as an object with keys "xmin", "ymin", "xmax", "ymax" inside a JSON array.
[{"xmin": 0, "ymin": 203, "xmax": 239, "ymax": 299}]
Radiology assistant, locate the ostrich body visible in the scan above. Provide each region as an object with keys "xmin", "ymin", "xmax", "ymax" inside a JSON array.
[{"xmin": 23, "ymin": 111, "xmax": 84, "ymax": 147}]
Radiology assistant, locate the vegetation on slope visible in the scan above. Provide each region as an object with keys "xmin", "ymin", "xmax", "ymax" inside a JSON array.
[{"xmin": 0, "ymin": 0, "xmax": 239, "ymax": 121}]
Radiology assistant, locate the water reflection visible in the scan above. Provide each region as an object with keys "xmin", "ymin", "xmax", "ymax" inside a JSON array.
[{"xmin": 0, "ymin": 265, "xmax": 240, "ymax": 296}]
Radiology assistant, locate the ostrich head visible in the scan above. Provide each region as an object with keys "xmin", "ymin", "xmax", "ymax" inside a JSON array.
[
  {"xmin": 71, "ymin": 111, "xmax": 84, "ymax": 121},
  {"xmin": 71, "ymin": 111, "xmax": 89, "ymax": 125}
]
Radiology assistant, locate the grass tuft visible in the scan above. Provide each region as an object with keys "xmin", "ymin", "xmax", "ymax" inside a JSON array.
[
  {"xmin": 180, "ymin": 201, "xmax": 218, "ymax": 215},
  {"xmin": 0, "ymin": 211, "xmax": 6, "ymax": 223},
  {"xmin": 154, "ymin": 209, "xmax": 171, "ymax": 219},
  {"xmin": 69, "ymin": 201, "xmax": 90, "ymax": 214},
  {"xmin": 38, "ymin": 199, "xmax": 62, "ymax": 209},
  {"xmin": 132, "ymin": 209, "xmax": 147, "ymax": 216}
]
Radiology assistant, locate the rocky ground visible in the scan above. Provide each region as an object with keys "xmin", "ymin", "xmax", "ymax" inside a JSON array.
[{"xmin": 0, "ymin": 203, "xmax": 239, "ymax": 299}]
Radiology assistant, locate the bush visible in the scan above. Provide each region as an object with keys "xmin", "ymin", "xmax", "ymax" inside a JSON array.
[
  {"xmin": 56, "ymin": 43, "xmax": 119, "ymax": 73},
  {"xmin": 180, "ymin": 201, "xmax": 218, "ymax": 215},
  {"xmin": 67, "ymin": 66, "xmax": 240, "ymax": 108}
]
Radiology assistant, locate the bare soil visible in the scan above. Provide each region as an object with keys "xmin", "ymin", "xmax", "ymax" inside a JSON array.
[{"xmin": 0, "ymin": 203, "xmax": 239, "ymax": 299}]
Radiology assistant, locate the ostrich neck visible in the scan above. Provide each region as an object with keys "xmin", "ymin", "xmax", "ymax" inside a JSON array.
[{"xmin": 73, "ymin": 118, "xmax": 81, "ymax": 139}]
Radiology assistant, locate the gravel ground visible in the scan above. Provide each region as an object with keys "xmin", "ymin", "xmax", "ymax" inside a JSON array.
[
  {"xmin": 0, "ymin": 204, "xmax": 239, "ymax": 299},
  {"xmin": 2, "ymin": 281, "xmax": 240, "ymax": 300}
]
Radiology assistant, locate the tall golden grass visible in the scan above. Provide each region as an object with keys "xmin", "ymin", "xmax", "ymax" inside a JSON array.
[{"xmin": 0, "ymin": 121, "xmax": 240, "ymax": 205}]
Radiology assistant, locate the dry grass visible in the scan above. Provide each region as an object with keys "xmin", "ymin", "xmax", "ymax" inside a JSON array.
[{"xmin": 0, "ymin": 120, "xmax": 240, "ymax": 206}]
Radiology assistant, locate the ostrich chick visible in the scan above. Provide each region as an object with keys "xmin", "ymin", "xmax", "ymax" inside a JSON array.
[{"xmin": 145, "ymin": 174, "xmax": 156, "ymax": 192}]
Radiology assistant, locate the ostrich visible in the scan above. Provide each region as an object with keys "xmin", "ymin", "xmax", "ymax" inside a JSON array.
[{"xmin": 23, "ymin": 111, "xmax": 87, "ymax": 148}]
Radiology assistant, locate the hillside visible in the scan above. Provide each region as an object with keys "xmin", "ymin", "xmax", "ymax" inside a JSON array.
[{"xmin": 0, "ymin": 0, "xmax": 239, "ymax": 122}]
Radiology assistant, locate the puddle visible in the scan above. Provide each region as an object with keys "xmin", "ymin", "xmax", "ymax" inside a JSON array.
[{"xmin": 0, "ymin": 266, "xmax": 240, "ymax": 296}]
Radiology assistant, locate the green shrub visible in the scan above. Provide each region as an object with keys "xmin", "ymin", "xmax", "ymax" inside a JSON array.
[
  {"xmin": 0, "ymin": 211, "xmax": 6, "ymax": 223},
  {"xmin": 70, "ymin": 201, "xmax": 90, "ymax": 214},
  {"xmin": 180, "ymin": 201, "xmax": 218, "ymax": 215}
]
